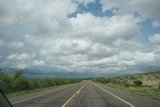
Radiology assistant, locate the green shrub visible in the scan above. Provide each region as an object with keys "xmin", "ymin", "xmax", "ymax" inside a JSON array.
[
  {"xmin": 133, "ymin": 80, "xmax": 143, "ymax": 86},
  {"xmin": 12, "ymin": 76, "xmax": 30, "ymax": 91},
  {"xmin": 0, "ymin": 71, "xmax": 12, "ymax": 93},
  {"xmin": 123, "ymin": 81, "xmax": 130, "ymax": 87},
  {"xmin": 11, "ymin": 71, "xmax": 30, "ymax": 91},
  {"xmin": 129, "ymin": 76, "xmax": 135, "ymax": 79}
]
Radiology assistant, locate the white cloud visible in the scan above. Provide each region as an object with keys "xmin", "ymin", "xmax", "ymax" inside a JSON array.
[
  {"xmin": 100, "ymin": 0, "xmax": 130, "ymax": 12},
  {"xmin": 32, "ymin": 60, "xmax": 46, "ymax": 66},
  {"xmin": 0, "ymin": 0, "xmax": 77, "ymax": 35},
  {"xmin": 132, "ymin": 0, "xmax": 160, "ymax": 20},
  {"xmin": 6, "ymin": 53, "xmax": 46, "ymax": 69},
  {"xmin": 112, "ymin": 39, "xmax": 146, "ymax": 52},
  {"xmin": 149, "ymin": 34, "xmax": 160, "ymax": 45},
  {"xmin": 24, "ymin": 35, "xmax": 42, "ymax": 47},
  {"xmin": 76, "ymin": 0, "xmax": 95, "ymax": 6},
  {"xmin": 152, "ymin": 20, "xmax": 160, "ymax": 28},
  {"xmin": 70, "ymin": 13, "xmax": 139, "ymax": 42},
  {"xmin": 7, "ymin": 53, "xmax": 35, "ymax": 61},
  {"xmin": 16, "ymin": 63, "xmax": 28, "ymax": 69},
  {"xmin": 40, "ymin": 39, "xmax": 92, "ymax": 56},
  {"xmin": 7, "ymin": 54, "xmax": 18, "ymax": 60},
  {"xmin": 134, "ymin": 51, "xmax": 156, "ymax": 63},
  {"xmin": 89, "ymin": 43, "xmax": 118, "ymax": 58},
  {"xmin": 100, "ymin": 0, "xmax": 160, "ymax": 21}
]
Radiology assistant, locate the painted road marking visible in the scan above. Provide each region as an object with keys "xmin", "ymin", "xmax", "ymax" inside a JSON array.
[
  {"xmin": 94, "ymin": 83, "xmax": 134, "ymax": 107},
  {"xmin": 12, "ymin": 84, "xmax": 77, "ymax": 105},
  {"xmin": 61, "ymin": 84, "xmax": 85, "ymax": 107}
]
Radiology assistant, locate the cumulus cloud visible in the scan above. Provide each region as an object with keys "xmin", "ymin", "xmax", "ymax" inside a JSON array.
[
  {"xmin": 149, "ymin": 34, "xmax": 160, "ymax": 45},
  {"xmin": 100, "ymin": 0, "xmax": 131, "ymax": 12},
  {"xmin": 32, "ymin": 60, "xmax": 46, "ymax": 66},
  {"xmin": 5, "ymin": 53, "xmax": 46, "ymax": 69},
  {"xmin": 152, "ymin": 20, "xmax": 160, "ymax": 28},
  {"xmin": 0, "ymin": 0, "xmax": 77, "ymax": 36},
  {"xmin": 132, "ymin": 0, "xmax": 160, "ymax": 20},
  {"xmin": 7, "ymin": 53, "xmax": 35, "ymax": 61},
  {"xmin": 100, "ymin": 0, "xmax": 160, "ymax": 21},
  {"xmin": 5, "ymin": 54, "xmax": 29, "ymax": 69},
  {"xmin": 70, "ymin": 13, "xmax": 139, "ymax": 42},
  {"xmin": 40, "ymin": 39, "xmax": 92, "ymax": 56}
]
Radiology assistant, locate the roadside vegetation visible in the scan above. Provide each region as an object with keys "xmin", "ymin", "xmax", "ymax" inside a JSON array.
[
  {"xmin": 0, "ymin": 69, "xmax": 82, "ymax": 96},
  {"xmin": 93, "ymin": 71, "xmax": 160, "ymax": 101}
]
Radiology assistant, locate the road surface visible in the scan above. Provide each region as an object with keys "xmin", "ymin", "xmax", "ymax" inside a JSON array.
[{"xmin": 11, "ymin": 81, "xmax": 160, "ymax": 107}]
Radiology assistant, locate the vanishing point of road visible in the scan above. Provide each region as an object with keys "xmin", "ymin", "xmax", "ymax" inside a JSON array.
[{"xmin": 11, "ymin": 81, "xmax": 160, "ymax": 107}]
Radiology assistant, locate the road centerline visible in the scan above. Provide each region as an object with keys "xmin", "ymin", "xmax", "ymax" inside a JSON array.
[
  {"xmin": 93, "ymin": 83, "xmax": 134, "ymax": 107},
  {"xmin": 61, "ymin": 83, "xmax": 85, "ymax": 107}
]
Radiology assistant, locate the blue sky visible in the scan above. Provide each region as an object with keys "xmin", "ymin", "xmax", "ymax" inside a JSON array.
[
  {"xmin": 0, "ymin": 0, "xmax": 160, "ymax": 77},
  {"xmin": 139, "ymin": 19, "xmax": 160, "ymax": 44},
  {"xmin": 69, "ymin": 0, "xmax": 116, "ymax": 18}
]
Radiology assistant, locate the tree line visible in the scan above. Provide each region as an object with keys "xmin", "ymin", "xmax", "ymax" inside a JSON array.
[{"xmin": 0, "ymin": 69, "xmax": 82, "ymax": 93}]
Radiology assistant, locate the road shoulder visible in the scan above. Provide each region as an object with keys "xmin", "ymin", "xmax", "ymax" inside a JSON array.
[
  {"xmin": 94, "ymin": 82, "xmax": 160, "ymax": 107},
  {"xmin": 9, "ymin": 83, "xmax": 80, "ymax": 104}
]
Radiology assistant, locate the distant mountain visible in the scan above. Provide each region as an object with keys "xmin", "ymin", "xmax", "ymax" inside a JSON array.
[{"xmin": 1, "ymin": 67, "xmax": 160, "ymax": 78}]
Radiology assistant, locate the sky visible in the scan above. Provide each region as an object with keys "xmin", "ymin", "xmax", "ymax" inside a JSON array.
[{"xmin": 0, "ymin": 0, "xmax": 160, "ymax": 77}]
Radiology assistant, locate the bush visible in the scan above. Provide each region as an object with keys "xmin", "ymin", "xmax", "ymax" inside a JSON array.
[
  {"xmin": 129, "ymin": 76, "xmax": 135, "ymax": 80},
  {"xmin": 133, "ymin": 80, "xmax": 143, "ymax": 86},
  {"xmin": 0, "ymin": 71, "xmax": 12, "ymax": 93},
  {"xmin": 12, "ymin": 76, "xmax": 30, "ymax": 91},
  {"xmin": 94, "ymin": 78, "xmax": 111, "ymax": 84},
  {"xmin": 11, "ymin": 71, "xmax": 30, "ymax": 91},
  {"xmin": 123, "ymin": 81, "xmax": 130, "ymax": 87}
]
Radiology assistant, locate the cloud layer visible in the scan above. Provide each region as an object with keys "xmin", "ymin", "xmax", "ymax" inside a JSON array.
[{"xmin": 0, "ymin": 0, "xmax": 160, "ymax": 75}]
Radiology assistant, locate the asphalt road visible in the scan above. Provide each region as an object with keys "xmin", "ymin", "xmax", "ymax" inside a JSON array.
[{"xmin": 12, "ymin": 81, "xmax": 160, "ymax": 107}]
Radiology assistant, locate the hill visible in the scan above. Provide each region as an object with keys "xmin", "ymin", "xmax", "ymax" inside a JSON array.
[{"xmin": 93, "ymin": 71, "xmax": 160, "ymax": 101}]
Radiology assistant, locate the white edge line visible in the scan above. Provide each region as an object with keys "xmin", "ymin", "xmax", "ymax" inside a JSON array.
[
  {"xmin": 12, "ymin": 84, "xmax": 77, "ymax": 105},
  {"xmin": 94, "ymin": 83, "xmax": 134, "ymax": 107}
]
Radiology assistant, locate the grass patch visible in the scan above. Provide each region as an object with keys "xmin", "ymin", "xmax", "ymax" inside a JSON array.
[
  {"xmin": 93, "ymin": 71, "xmax": 160, "ymax": 101},
  {"xmin": 6, "ymin": 86, "xmax": 57, "ymax": 98},
  {"xmin": 106, "ymin": 83, "xmax": 160, "ymax": 101},
  {"xmin": 6, "ymin": 83, "xmax": 72, "ymax": 99}
]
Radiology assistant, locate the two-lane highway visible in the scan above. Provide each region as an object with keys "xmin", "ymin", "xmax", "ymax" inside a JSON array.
[{"xmin": 12, "ymin": 81, "xmax": 160, "ymax": 107}]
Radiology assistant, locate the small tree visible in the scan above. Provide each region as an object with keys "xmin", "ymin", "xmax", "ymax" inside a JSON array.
[
  {"xmin": 12, "ymin": 70, "xmax": 30, "ymax": 91},
  {"xmin": 13, "ymin": 76, "xmax": 29, "ymax": 91}
]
